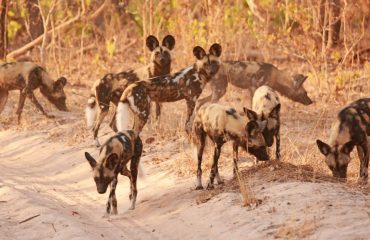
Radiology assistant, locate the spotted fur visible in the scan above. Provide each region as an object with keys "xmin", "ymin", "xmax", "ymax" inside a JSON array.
[
  {"xmin": 316, "ymin": 98, "xmax": 370, "ymax": 184},
  {"xmin": 252, "ymin": 86, "xmax": 281, "ymax": 160},
  {"xmin": 0, "ymin": 61, "xmax": 68, "ymax": 123},
  {"xmin": 116, "ymin": 43, "xmax": 222, "ymax": 134},
  {"xmin": 197, "ymin": 61, "xmax": 313, "ymax": 107},
  {"xmin": 87, "ymin": 35, "xmax": 175, "ymax": 147},
  {"xmin": 191, "ymin": 103, "xmax": 268, "ymax": 190},
  {"xmin": 85, "ymin": 130, "xmax": 143, "ymax": 214}
]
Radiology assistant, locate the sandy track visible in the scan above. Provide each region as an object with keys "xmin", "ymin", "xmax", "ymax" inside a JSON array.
[{"xmin": 1, "ymin": 122, "xmax": 370, "ymax": 240}]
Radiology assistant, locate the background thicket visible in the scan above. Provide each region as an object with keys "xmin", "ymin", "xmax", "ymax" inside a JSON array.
[{"xmin": 1, "ymin": 0, "xmax": 369, "ymax": 92}]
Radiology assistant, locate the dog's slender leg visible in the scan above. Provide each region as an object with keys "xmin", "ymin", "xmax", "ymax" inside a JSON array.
[
  {"xmin": 207, "ymin": 143, "xmax": 222, "ymax": 189},
  {"xmin": 155, "ymin": 102, "xmax": 162, "ymax": 122},
  {"xmin": 0, "ymin": 89, "xmax": 9, "ymax": 114},
  {"xmin": 357, "ymin": 141, "xmax": 369, "ymax": 184},
  {"xmin": 195, "ymin": 126, "xmax": 206, "ymax": 190},
  {"xmin": 109, "ymin": 111, "xmax": 118, "ymax": 132},
  {"xmin": 232, "ymin": 142, "xmax": 239, "ymax": 178},
  {"xmin": 276, "ymin": 116, "xmax": 281, "ymax": 160},
  {"xmin": 16, "ymin": 91, "xmax": 27, "ymax": 123},
  {"xmin": 128, "ymin": 138, "xmax": 142, "ymax": 210},
  {"xmin": 93, "ymin": 109, "xmax": 109, "ymax": 147},
  {"xmin": 29, "ymin": 93, "xmax": 54, "ymax": 118},
  {"xmin": 106, "ymin": 178, "xmax": 118, "ymax": 215},
  {"xmin": 215, "ymin": 143, "xmax": 225, "ymax": 185},
  {"xmin": 128, "ymin": 160, "xmax": 138, "ymax": 210},
  {"xmin": 185, "ymin": 100, "xmax": 196, "ymax": 135}
]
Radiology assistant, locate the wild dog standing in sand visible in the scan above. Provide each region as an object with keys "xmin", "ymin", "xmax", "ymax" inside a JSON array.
[
  {"xmin": 0, "ymin": 61, "xmax": 68, "ymax": 122},
  {"xmin": 116, "ymin": 43, "xmax": 222, "ymax": 134},
  {"xmin": 85, "ymin": 130, "xmax": 143, "ymax": 214},
  {"xmin": 192, "ymin": 103, "xmax": 268, "ymax": 190},
  {"xmin": 197, "ymin": 61, "xmax": 313, "ymax": 108},
  {"xmin": 316, "ymin": 98, "xmax": 370, "ymax": 184},
  {"xmin": 251, "ymin": 86, "xmax": 281, "ymax": 160},
  {"xmin": 86, "ymin": 35, "xmax": 175, "ymax": 147}
]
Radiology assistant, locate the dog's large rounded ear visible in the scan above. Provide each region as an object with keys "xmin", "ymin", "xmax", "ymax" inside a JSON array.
[
  {"xmin": 244, "ymin": 107, "xmax": 258, "ymax": 121},
  {"xmin": 269, "ymin": 103, "xmax": 281, "ymax": 119},
  {"xmin": 56, "ymin": 77, "xmax": 67, "ymax": 87},
  {"xmin": 316, "ymin": 140, "xmax": 331, "ymax": 156},
  {"xmin": 162, "ymin": 35, "xmax": 175, "ymax": 50},
  {"xmin": 209, "ymin": 43, "xmax": 222, "ymax": 57},
  {"xmin": 341, "ymin": 141, "xmax": 355, "ymax": 155},
  {"xmin": 246, "ymin": 120, "xmax": 259, "ymax": 137},
  {"xmin": 146, "ymin": 35, "xmax": 160, "ymax": 51},
  {"xmin": 106, "ymin": 154, "xmax": 119, "ymax": 170},
  {"xmin": 85, "ymin": 152, "xmax": 97, "ymax": 169},
  {"xmin": 193, "ymin": 46, "xmax": 206, "ymax": 60},
  {"xmin": 293, "ymin": 74, "xmax": 307, "ymax": 89}
]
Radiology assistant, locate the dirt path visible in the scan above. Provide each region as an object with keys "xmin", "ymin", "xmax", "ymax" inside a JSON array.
[{"xmin": 1, "ymin": 123, "xmax": 370, "ymax": 240}]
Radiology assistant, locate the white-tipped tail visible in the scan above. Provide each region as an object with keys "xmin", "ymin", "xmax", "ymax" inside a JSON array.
[
  {"xmin": 85, "ymin": 97, "xmax": 97, "ymax": 129},
  {"xmin": 116, "ymin": 102, "xmax": 131, "ymax": 132}
]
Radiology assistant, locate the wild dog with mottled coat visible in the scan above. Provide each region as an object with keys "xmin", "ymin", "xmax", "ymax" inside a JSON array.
[
  {"xmin": 251, "ymin": 86, "xmax": 281, "ymax": 160},
  {"xmin": 86, "ymin": 35, "xmax": 175, "ymax": 147},
  {"xmin": 85, "ymin": 130, "xmax": 143, "ymax": 214},
  {"xmin": 192, "ymin": 103, "xmax": 268, "ymax": 190},
  {"xmin": 0, "ymin": 61, "xmax": 68, "ymax": 122},
  {"xmin": 116, "ymin": 43, "xmax": 222, "ymax": 134},
  {"xmin": 316, "ymin": 98, "xmax": 370, "ymax": 184},
  {"xmin": 197, "ymin": 61, "xmax": 313, "ymax": 108}
]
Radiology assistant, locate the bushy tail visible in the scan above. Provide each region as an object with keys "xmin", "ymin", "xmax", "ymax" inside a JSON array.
[
  {"xmin": 116, "ymin": 101, "xmax": 131, "ymax": 132},
  {"xmin": 85, "ymin": 96, "xmax": 97, "ymax": 129}
]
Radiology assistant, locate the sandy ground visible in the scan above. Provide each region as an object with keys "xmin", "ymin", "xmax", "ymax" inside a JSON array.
[{"xmin": 0, "ymin": 86, "xmax": 370, "ymax": 240}]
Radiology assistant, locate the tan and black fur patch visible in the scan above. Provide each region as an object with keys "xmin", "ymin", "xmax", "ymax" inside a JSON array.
[
  {"xmin": 197, "ymin": 61, "xmax": 313, "ymax": 107},
  {"xmin": 85, "ymin": 130, "xmax": 143, "ymax": 214},
  {"xmin": 316, "ymin": 98, "xmax": 370, "ymax": 184},
  {"xmin": 191, "ymin": 103, "xmax": 268, "ymax": 190},
  {"xmin": 252, "ymin": 86, "xmax": 281, "ymax": 160},
  {"xmin": 0, "ymin": 61, "xmax": 68, "ymax": 122},
  {"xmin": 116, "ymin": 43, "xmax": 222, "ymax": 134},
  {"xmin": 87, "ymin": 35, "xmax": 176, "ymax": 147}
]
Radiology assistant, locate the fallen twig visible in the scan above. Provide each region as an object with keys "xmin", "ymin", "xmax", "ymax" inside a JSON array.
[{"xmin": 19, "ymin": 214, "xmax": 40, "ymax": 224}]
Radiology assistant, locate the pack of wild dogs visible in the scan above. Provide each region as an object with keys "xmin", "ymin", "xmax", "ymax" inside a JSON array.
[{"xmin": 0, "ymin": 35, "xmax": 369, "ymax": 215}]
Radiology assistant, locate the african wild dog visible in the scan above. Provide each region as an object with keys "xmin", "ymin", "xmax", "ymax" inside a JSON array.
[
  {"xmin": 192, "ymin": 103, "xmax": 268, "ymax": 190},
  {"xmin": 115, "ymin": 43, "xmax": 222, "ymax": 134},
  {"xmin": 85, "ymin": 130, "xmax": 143, "ymax": 214},
  {"xmin": 197, "ymin": 61, "xmax": 313, "ymax": 108},
  {"xmin": 251, "ymin": 86, "xmax": 281, "ymax": 160},
  {"xmin": 316, "ymin": 98, "xmax": 370, "ymax": 184},
  {"xmin": 86, "ymin": 35, "xmax": 175, "ymax": 147},
  {"xmin": 0, "ymin": 61, "xmax": 68, "ymax": 122}
]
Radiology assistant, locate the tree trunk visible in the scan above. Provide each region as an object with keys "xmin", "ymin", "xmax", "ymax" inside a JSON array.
[
  {"xmin": 320, "ymin": 0, "xmax": 341, "ymax": 49},
  {"xmin": 327, "ymin": 0, "xmax": 341, "ymax": 48},
  {"xmin": 26, "ymin": 0, "xmax": 44, "ymax": 40},
  {"xmin": 0, "ymin": 0, "xmax": 8, "ymax": 60}
]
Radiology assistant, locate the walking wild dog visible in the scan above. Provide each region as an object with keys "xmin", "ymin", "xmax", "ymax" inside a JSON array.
[
  {"xmin": 86, "ymin": 35, "xmax": 175, "ymax": 147},
  {"xmin": 316, "ymin": 98, "xmax": 370, "ymax": 184},
  {"xmin": 0, "ymin": 61, "xmax": 68, "ymax": 122},
  {"xmin": 192, "ymin": 103, "xmax": 268, "ymax": 190},
  {"xmin": 251, "ymin": 86, "xmax": 281, "ymax": 160},
  {"xmin": 197, "ymin": 61, "xmax": 313, "ymax": 108},
  {"xmin": 116, "ymin": 43, "xmax": 222, "ymax": 134},
  {"xmin": 85, "ymin": 130, "xmax": 143, "ymax": 214}
]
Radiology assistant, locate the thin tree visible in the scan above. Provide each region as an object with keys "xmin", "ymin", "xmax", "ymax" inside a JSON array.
[
  {"xmin": 26, "ymin": 0, "xmax": 44, "ymax": 40},
  {"xmin": 0, "ymin": 0, "xmax": 8, "ymax": 60}
]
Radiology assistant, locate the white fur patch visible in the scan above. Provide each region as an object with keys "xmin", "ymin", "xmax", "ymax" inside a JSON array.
[
  {"xmin": 127, "ymin": 96, "xmax": 140, "ymax": 114},
  {"xmin": 116, "ymin": 102, "xmax": 131, "ymax": 132},
  {"xmin": 85, "ymin": 98, "xmax": 97, "ymax": 129},
  {"xmin": 252, "ymin": 86, "xmax": 280, "ymax": 117},
  {"xmin": 171, "ymin": 66, "xmax": 193, "ymax": 83}
]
